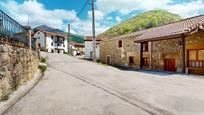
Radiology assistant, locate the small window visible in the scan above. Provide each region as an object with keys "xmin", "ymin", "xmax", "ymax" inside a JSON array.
[
  {"xmin": 51, "ymin": 36, "xmax": 53, "ymax": 39},
  {"xmin": 129, "ymin": 56, "xmax": 134, "ymax": 64},
  {"xmin": 51, "ymin": 43, "xmax": 53, "ymax": 46},
  {"xmin": 38, "ymin": 32, "xmax": 40, "ymax": 34},
  {"xmin": 143, "ymin": 42, "xmax": 149, "ymax": 52},
  {"xmin": 38, "ymin": 37, "xmax": 40, "ymax": 39},
  {"xmin": 118, "ymin": 40, "xmax": 122, "ymax": 48}
]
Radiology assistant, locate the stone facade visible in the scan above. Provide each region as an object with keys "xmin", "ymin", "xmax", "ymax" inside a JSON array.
[
  {"xmin": 100, "ymin": 30, "xmax": 204, "ymax": 75},
  {"xmin": 100, "ymin": 37, "xmax": 140, "ymax": 68},
  {"xmin": 0, "ymin": 43, "xmax": 39, "ymax": 100},
  {"xmin": 151, "ymin": 38, "xmax": 182, "ymax": 72}
]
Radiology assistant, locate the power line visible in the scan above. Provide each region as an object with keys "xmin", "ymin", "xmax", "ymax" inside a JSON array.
[{"xmin": 70, "ymin": 0, "xmax": 90, "ymax": 24}]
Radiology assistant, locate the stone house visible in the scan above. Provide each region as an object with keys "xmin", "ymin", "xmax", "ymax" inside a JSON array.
[{"xmin": 100, "ymin": 15, "xmax": 204, "ymax": 75}]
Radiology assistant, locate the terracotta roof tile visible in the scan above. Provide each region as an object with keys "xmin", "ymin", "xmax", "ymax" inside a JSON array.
[{"xmin": 133, "ymin": 15, "xmax": 204, "ymax": 42}]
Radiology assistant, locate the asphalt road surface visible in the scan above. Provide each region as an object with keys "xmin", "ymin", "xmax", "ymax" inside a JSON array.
[{"xmin": 5, "ymin": 53, "xmax": 204, "ymax": 115}]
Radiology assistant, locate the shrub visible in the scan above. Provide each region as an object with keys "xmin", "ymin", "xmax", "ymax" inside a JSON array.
[
  {"xmin": 38, "ymin": 65, "xmax": 47, "ymax": 73},
  {"xmin": 40, "ymin": 57, "xmax": 46, "ymax": 63}
]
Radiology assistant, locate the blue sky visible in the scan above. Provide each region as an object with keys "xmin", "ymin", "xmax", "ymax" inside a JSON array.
[{"xmin": 1, "ymin": 0, "xmax": 204, "ymax": 36}]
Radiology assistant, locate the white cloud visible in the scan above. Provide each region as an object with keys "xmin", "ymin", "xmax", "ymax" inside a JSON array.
[
  {"xmin": 96, "ymin": 0, "xmax": 204, "ymax": 18},
  {"xmin": 96, "ymin": 0, "xmax": 171, "ymax": 15},
  {"xmin": 164, "ymin": 0, "xmax": 204, "ymax": 18},
  {"xmin": 116, "ymin": 16, "xmax": 121, "ymax": 23},
  {"xmin": 0, "ymin": 0, "xmax": 76, "ymax": 30},
  {"xmin": 88, "ymin": 10, "xmax": 104, "ymax": 21}
]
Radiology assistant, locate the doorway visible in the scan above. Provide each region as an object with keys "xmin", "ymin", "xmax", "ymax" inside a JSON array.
[{"xmin": 164, "ymin": 59, "xmax": 176, "ymax": 72}]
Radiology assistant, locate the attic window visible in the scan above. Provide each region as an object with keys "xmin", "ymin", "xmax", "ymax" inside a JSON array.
[{"xmin": 118, "ymin": 40, "xmax": 122, "ymax": 48}]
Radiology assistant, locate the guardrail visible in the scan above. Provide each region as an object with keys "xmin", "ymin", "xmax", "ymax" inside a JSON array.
[{"xmin": 0, "ymin": 10, "xmax": 36, "ymax": 49}]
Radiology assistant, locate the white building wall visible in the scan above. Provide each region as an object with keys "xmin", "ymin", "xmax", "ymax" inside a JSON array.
[
  {"xmin": 85, "ymin": 41, "xmax": 100, "ymax": 60},
  {"xmin": 34, "ymin": 31, "xmax": 68, "ymax": 53},
  {"xmin": 46, "ymin": 35, "xmax": 54, "ymax": 52},
  {"xmin": 34, "ymin": 31, "xmax": 46, "ymax": 48}
]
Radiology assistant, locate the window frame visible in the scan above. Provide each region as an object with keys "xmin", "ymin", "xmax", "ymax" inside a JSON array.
[
  {"xmin": 118, "ymin": 40, "xmax": 122, "ymax": 48},
  {"xmin": 188, "ymin": 49, "xmax": 204, "ymax": 68},
  {"xmin": 129, "ymin": 56, "xmax": 135, "ymax": 65},
  {"xmin": 143, "ymin": 42, "xmax": 149, "ymax": 52}
]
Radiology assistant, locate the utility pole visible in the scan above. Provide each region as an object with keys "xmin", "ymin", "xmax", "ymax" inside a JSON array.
[
  {"xmin": 91, "ymin": 0, "xmax": 97, "ymax": 62},
  {"xmin": 68, "ymin": 24, "xmax": 70, "ymax": 55}
]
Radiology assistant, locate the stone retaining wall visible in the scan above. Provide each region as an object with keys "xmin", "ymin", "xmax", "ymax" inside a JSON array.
[{"xmin": 0, "ymin": 43, "xmax": 39, "ymax": 100}]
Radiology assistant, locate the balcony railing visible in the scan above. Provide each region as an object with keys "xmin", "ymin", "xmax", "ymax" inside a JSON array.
[{"xmin": 0, "ymin": 10, "xmax": 35, "ymax": 49}]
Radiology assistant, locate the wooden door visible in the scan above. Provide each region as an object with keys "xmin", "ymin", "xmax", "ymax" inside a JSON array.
[{"xmin": 164, "ymin": 59, "xmax": 176, "ymax": 72}]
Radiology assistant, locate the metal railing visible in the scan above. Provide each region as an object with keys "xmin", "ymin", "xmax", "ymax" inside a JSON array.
[{"xmin": 0, "ymin": 10, "xmax": 35, "ymax": 49}]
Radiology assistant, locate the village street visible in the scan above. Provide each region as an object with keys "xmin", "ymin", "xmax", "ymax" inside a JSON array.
[{"xmin": 5, "ymin": 53, "xmax": 204, "ymax": 115}]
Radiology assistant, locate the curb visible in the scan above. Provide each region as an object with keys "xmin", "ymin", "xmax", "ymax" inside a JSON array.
[{"xmin": 0, "ymin": 69, "xmax": 43, "ymax": 115}]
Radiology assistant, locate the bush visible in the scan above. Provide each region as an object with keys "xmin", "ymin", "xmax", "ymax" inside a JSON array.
[
  {"xmin": 2, "ymin": 93, "xmax": 10, "ymax": 101},
  {"xmin": 39, "ymin": 65, "xmax": 47, "ymax": 73},
  {"xmin": 40, "ymin": 57, "xmax": 46, "ymax": 63}
]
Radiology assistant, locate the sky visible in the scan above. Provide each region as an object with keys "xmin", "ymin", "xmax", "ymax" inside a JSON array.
[{"xmin": 1, "ymin": 0, "xmax": 204, "ymax": 36}]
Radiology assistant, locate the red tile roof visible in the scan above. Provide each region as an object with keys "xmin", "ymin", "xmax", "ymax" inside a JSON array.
[
  {"xmin": 85, "ymin": 36, "xmax": 102, "ymax": 41},
  {"xmin": 133, "ymin": 15, "xmax": 204, "ymax": 42}
]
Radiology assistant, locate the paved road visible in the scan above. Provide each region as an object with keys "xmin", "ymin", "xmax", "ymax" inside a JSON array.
[{"xmin": 5, "ymin": 53, "xmax": 204, "ymax": 115}]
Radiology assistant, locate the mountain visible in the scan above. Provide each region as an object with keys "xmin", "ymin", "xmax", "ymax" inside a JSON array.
[
  {"xmin": 100, "ymin": 10, "xmax": 182, "ymax": 37},
  {"xmin": 34, "ymin": 25, "xmax": 66, "ymax": 35}
]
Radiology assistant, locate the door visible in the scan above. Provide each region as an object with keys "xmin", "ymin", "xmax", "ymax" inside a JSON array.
[{"xmin": 164, "ymin": 59, "xmax": 176, "ymax": 72}]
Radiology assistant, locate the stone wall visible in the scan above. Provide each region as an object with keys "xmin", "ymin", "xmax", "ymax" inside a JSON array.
[
  {"xmin": 151, "ymin": 38, "xmax": 182, "ymax": 72},
  {"xmin": 100, "ymin": 37, "xmax": 140, "ymax": 68},
  {"xmin": 0, "ymin": 43, "xmax": 39, "ymax": 100}
]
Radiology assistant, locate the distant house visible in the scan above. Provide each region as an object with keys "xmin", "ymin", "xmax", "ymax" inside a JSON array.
[
  {"xmin": 33, "ymin": 26, "xmax": 68, "ymax": 54},
  {"xmin": 69, "ymin": 41, "xmax": 84, "ymax": 56},
  {"xmin": 100, "ymin": 15, "xmax": 204, "ymax": 75},
  {"xmin": 85, "ymin": 36, "xmax": 101, "ymax": 60}
]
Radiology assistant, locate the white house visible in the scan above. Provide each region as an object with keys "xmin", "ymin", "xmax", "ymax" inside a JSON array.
[
  {"xmin": 84, "ymin": 36, "xmax": 101, "ymax": 60},
  {"xmin": 34, "ymin": 29, "xmax": 68, "ymax": 54}
]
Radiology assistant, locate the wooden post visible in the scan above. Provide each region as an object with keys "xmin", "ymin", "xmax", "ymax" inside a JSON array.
[
  {"xmin": 150, "ymin": 41, "xmax": 153, "ymax": 70},
  {"xmin": 140, "ymin": 43, "xmax": 143, "ymax": 69},
  {"xmin": 181, "ymin": 37, "xmax": 186, "ymax": 73},
  {"xmin": 28, "ymin": 28, "xmax": 32, "ymax": 51}
]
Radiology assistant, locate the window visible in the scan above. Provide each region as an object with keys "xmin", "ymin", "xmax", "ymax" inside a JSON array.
[
  {"xmin": 51, "ymin": 36, "xmax": 53, "ymax": 39},
  {"xmin": 38, "ymin": 32, "xmax": 40, "ymax": 34},
  {"xmin": 198, "ymin": 50, "xmax": 204, "ymax": 60},
  {"xmin": 129, "ymin": 56, "xmax": 134, "ymax": 64},
  {"xmin": 188, "ymin": 49, "xmax": 204, "ymax": 68},
  {"xmin": 143, "ymin": 58, "xmax": 150, "ymax": 66},
  {"xmin": 38, "ymin": 37, "xmax": 40, "ymax": 39},
  {"xmin": 143, "ymin": 42, "xmax": 149, "ymax": 52},
  {"xmin": 189, "ymin": 50, "xmax": 197, "ymax": 60},
  {"xmin": 118, "ymin": 40, "xmax": 122, "ymax": 48},
  {"xmin": 51, "ymin": 43, "xmax": 53, "ymax": 46}
]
